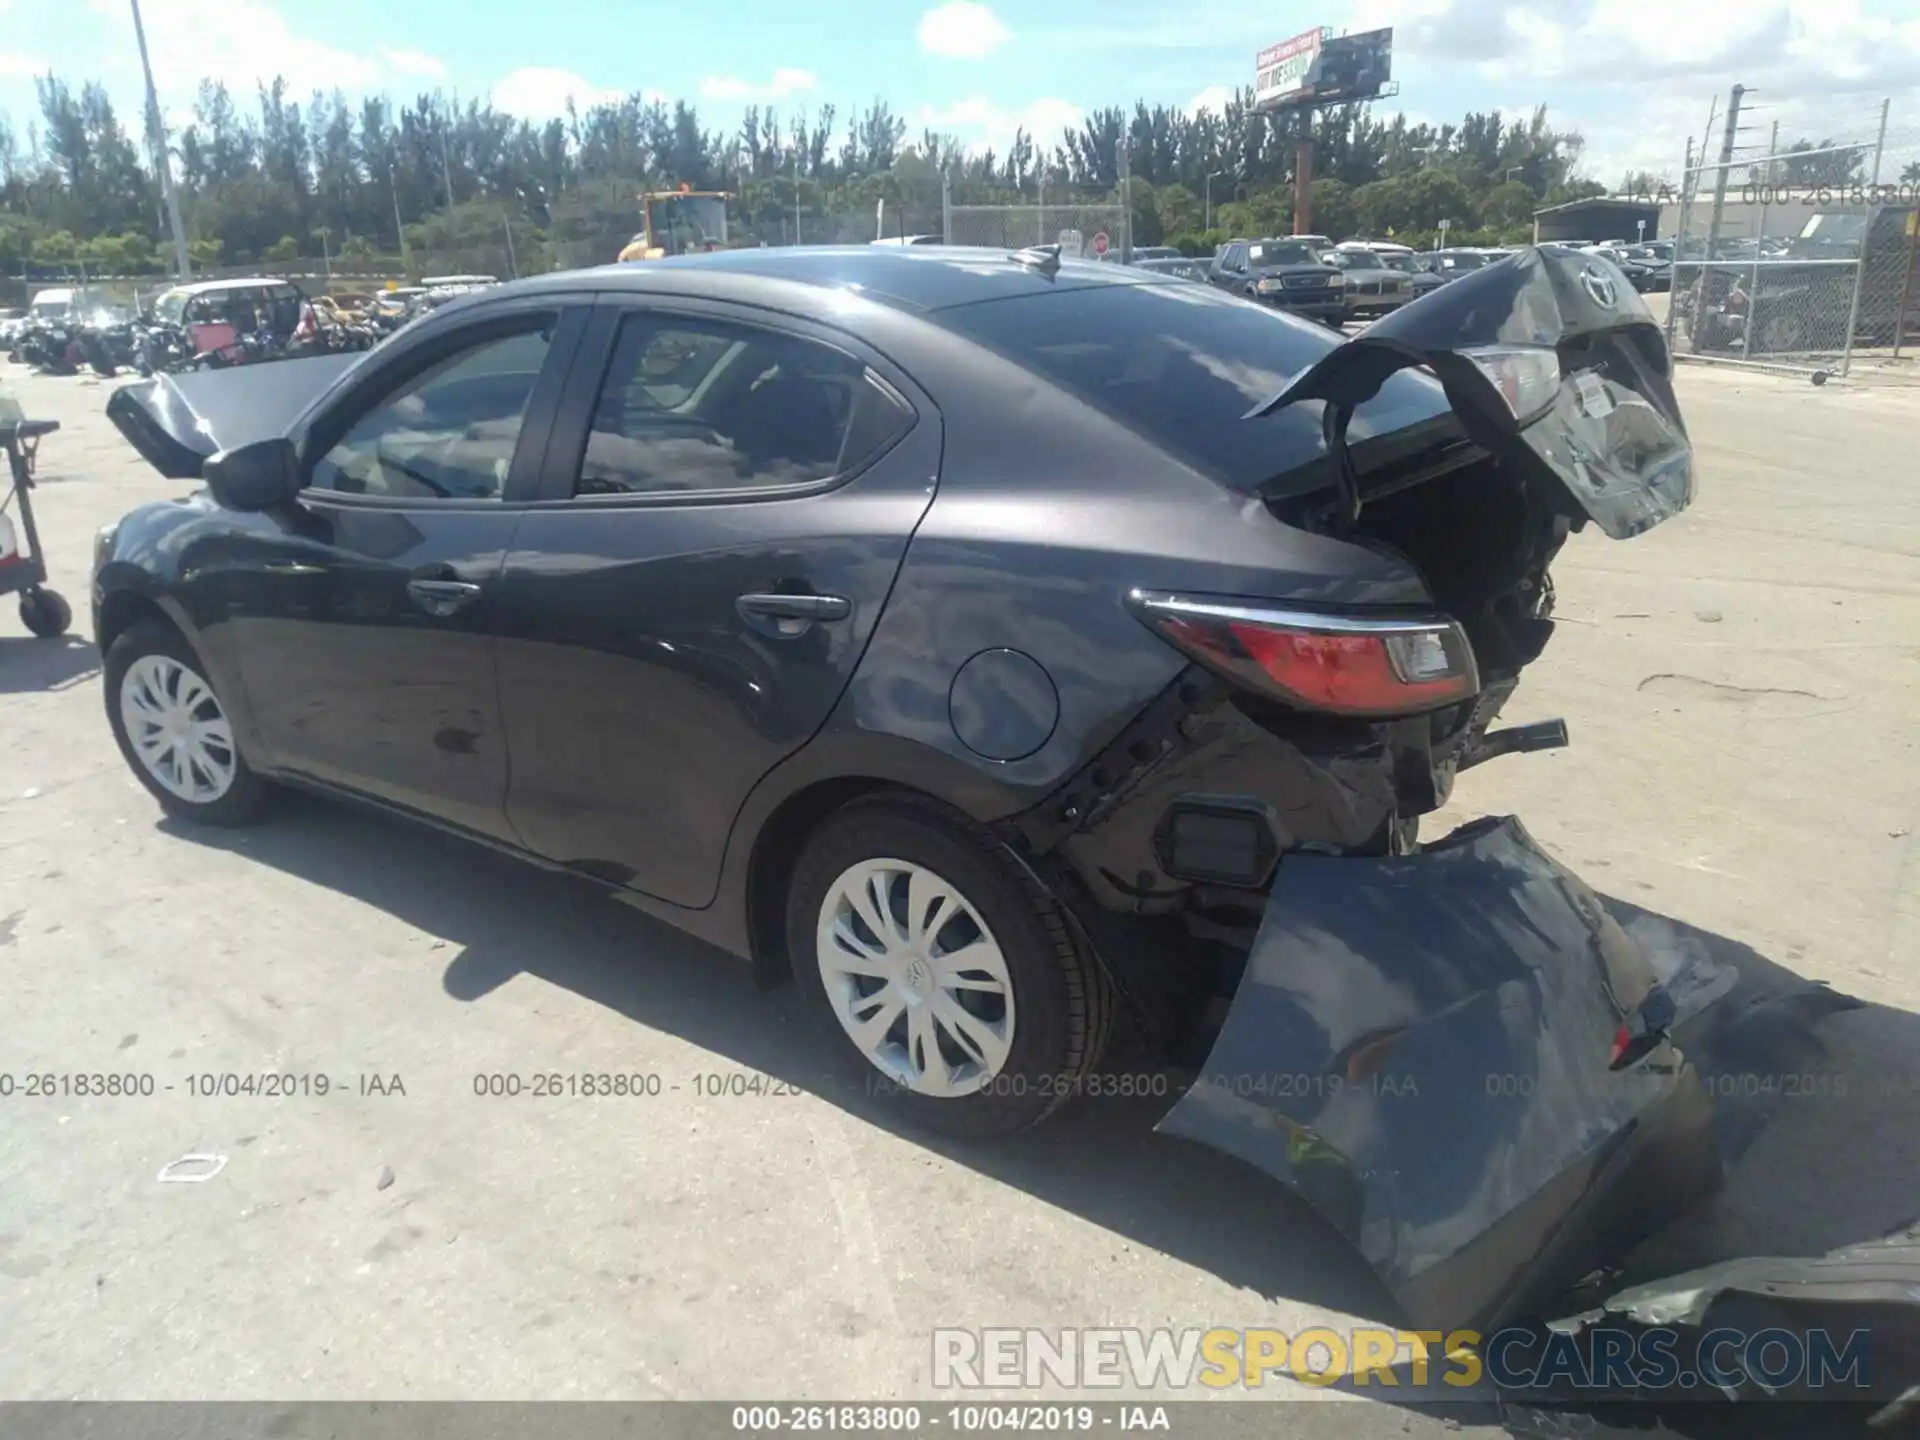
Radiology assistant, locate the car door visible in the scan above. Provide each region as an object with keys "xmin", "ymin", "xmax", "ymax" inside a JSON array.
[
  {"xmin": 491, "ymin": 297, "xmax": 940, "ymax": 907},
  {"xmin": 220, "ymin": 296, "xmax": 588, "ymax": 840},
  {"xmin": 1211, "ymin": 243, "xmax": 1247, "ymax": 290}
]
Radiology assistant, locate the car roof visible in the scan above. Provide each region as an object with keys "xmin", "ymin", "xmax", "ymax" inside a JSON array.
[
  {"xmin": 508, "ymin": 244, "xmax": 1180, "ymax": 313},
  {"xmin": 174, "ymin": 277, "xmax": 302, "ymax": 295}
]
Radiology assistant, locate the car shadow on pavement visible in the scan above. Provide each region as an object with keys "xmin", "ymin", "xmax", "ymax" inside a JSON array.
[
  {"xmin": 0, "ymin": 636, "xmax": 99, "ymax": 693},
  {"xmin": 168, "ymin": 797, "xmax": 1920, "ymax": 1438}
]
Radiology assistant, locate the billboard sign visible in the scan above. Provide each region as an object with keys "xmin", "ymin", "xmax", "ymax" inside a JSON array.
[
  {"xmin": 1302, "ymin": 28, "xmax": 1394, "ymax": 107},
  {"xmin": 1253, "ymin": 27, "xmax": 1330, "ymax": 111}
]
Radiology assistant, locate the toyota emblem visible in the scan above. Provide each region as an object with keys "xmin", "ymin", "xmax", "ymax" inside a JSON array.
[{"xmin": 1580, "ymin": 263, "xmax": 1619, "ymax": 309}]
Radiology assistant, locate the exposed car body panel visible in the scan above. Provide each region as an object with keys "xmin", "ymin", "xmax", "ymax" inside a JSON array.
[{"xmin": 1158, "ymin": 816, "xmax": 1721, "ymax": 1333}]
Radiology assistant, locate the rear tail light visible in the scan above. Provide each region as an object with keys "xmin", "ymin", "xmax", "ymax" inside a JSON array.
[
  {"xmin": 1128, "ymin": 590, "xmax": 1479, "ymax": 717},
  {"xmin": 1463, "ymin": 344, "xmax": 1560, "ymax": 425}
]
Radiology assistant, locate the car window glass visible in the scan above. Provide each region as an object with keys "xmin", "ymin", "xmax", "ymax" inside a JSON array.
[
  {"xmin": 938, "ymin": 282, "xmax": 1453, "ymax": 495},
  {"xmin": 309, "ymin": 322, "xmax": 554, "ymax": 501},
  {"xmin": 574, "ymin": 314, "xmax": 908, "ymax": 497}
]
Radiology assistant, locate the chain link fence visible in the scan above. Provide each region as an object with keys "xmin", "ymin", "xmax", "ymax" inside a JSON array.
[
  {"xmin": 941, "ymin": 176, "xmax": 1131, "ymax": 260},
  {"xmin": 1665, "ymin": 91, "xmax": 1920, "ymax": 380}
]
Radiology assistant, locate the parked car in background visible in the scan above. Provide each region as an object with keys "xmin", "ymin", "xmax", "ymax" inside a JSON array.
[
  {"xmin": 1422, "ymin": 248, "xmax": 1497, "ymax": 282},
  {"xmin": 1621, "ymin": 244, "xmax": 1672, "ymax": 291},
  {"xmin": 1577, "ymin": 244, "xmax": 1658, "ymax": 294},
  {"xmin": 1205, "ymin": 237, "xmax": 1346, "ymax": 326},
  {"xmin": 1130, "ymin": 256, "xmax": 1211, "ymax": 282},
  {"xmin": 27, "ymin": 286, "xmax": 77, "ymax": 322},
  {"xmin": 870, "ymin": 235, "xmax": 944, "ymax": 247},
  {"xmin": 1320, "ymin": 246, "xmax": 1415, "ymax": 318},
  {"xmin": 1123, "ymin": 246, "xmax": 1183, "ymax": 263},
  {"xmin": 0, "ymin": 308, "xmax": 24, "ymax": 344},
  {"xmin": 1375, "ymin": 251, "xmax": 1444, "ymax": 297},
  {"xmin": 1336, "ymin": 239, "xmax": 1417, "ymax": 263}
]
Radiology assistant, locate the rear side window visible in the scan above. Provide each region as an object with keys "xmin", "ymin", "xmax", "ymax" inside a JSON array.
[
  {"xmin": 937, "ymin": 283, "xmax": 1453, "ymax": 493},
  {"xmin": 572, "ymin": 313, "xmax": 912, "ymax": 497}
]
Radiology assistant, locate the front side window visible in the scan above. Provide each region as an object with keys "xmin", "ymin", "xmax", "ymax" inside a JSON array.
[
  {"xmin": 573, "ymin": 313, "xmax": 910, "ymax": 497},
  {"xmin": 309, "ymin": 321, "xmax": 554, "ymax": 501}
]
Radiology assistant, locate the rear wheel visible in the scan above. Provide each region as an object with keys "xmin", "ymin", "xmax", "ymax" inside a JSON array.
[
  {"xmin": 104, "ymin": 619, "xmax": 274, "ymax": 825},
  {"xmin": 788, "ymin": 796, "xmax": 1113, "ymax": 1138}
]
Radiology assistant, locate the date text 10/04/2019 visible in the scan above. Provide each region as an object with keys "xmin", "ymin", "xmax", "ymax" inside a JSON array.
[{"xmin": 730, "ymin": 1406, "xmax": 1171, "ymax": 1432}]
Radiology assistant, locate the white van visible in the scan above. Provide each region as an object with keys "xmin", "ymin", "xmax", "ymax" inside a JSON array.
[{"xmin": 28, "ymin": 287, "xmax": 76, "ymax": 320}]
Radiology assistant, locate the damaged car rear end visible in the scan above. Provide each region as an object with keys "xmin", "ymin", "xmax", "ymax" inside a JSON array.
[
  {"xmin": 932, "ymin": 246, "xmax": 1712, "ymax": 1334},
  {"xmin": 92, "ymin": 241, "xmax": 1745, "ymax": 1342}
]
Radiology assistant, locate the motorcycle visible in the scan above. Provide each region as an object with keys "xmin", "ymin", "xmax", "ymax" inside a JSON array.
[
  {"xmin": 15, "ymin": 318, "xmax": 80, "ymax": 375},
  {"xmin": 75, "ymin": 317, "xmax": 142, "ymax": 378}
]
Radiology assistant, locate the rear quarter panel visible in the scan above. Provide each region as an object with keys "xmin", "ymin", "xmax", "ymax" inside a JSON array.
[{"xmin": 800, "ymin": 317, "xmax": 1434, "ymax": 820}]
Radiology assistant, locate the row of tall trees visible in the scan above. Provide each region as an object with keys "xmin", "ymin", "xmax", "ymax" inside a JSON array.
[{"xmin": 0, "ymin": 72, "xmax": 1640, "ymax": 274}]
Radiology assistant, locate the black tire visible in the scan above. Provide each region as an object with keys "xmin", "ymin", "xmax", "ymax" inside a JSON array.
[
  {"xmin": 103, "ymin": 618, "xmax": 276, "ymax": 826},
  {"xmin": 787, "ymin": 793, "xmax": 1114, "ymax": 1138},
  {"xmin": 19, "ymin": 588, "xmax": 72, "ymax": 638}
]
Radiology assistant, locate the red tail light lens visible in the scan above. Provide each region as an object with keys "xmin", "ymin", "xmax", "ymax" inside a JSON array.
[{"xmin": 1130, "ymin": 590, "xmax": 1479, "ymax": 717}]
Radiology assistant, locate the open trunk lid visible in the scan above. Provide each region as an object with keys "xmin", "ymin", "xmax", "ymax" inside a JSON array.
[{"xmin": 1252, "ymin": 244, "xmax": 1695, "ymax": 541}]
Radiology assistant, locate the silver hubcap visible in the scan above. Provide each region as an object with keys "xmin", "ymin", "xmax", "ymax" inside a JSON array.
[
  {"xmin": 816, "ymin": 858, "xmax": 1016, "ymax": 1098},
  {"xmin": 119, "ymin": 654, "xmax": 236, "ymax": 804}
]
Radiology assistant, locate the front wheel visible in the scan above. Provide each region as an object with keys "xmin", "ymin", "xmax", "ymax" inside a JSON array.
[
  {"xmin": 104, "ymin": 619, "xmax": 275, "ymax": 825},
  {"xmin": 788, "ymin": 796, "xmax": 1114, "ymax": 1138}
]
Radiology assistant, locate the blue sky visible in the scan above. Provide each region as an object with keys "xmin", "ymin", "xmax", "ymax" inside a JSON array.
[{"xmin": 3, "ymin": 0, "xmax": 1918, "ymax": 188}]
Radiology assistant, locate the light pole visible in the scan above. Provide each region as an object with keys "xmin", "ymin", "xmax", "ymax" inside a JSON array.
[
  {"xmin": 1205, "ymin": 169, "xmax": 1224, "ymax": 231},
  {"xmin": 129, "ymin": 0, "xmax": 192, "ymax": 279},
  {"xmin": 438, "ymin": 98, "xmax": 456, "ymax": 212}
]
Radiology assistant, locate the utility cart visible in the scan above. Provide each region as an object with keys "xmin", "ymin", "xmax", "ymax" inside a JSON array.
[{"xmin": 0, "ymin": 418, "xmax": 72, "ymax": 638}]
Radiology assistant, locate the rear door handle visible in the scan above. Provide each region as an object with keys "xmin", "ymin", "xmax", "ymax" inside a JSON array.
[{"xmin": 406, "ymin": 577, "xmax": 484, "ymax": 616}]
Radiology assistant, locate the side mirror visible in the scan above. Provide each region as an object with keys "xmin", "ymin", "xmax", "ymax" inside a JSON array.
[{"xmin": 204, "ymin": 437, "xmax": 301, "ymax": 511}]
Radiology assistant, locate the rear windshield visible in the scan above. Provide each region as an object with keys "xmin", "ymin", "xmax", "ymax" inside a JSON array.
[{"xmin": 937, "ymin": 281, "xmax": 1456, "ymax": 494}]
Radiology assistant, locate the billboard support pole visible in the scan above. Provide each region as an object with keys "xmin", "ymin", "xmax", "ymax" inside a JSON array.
[{"xmin": 1293, "ymin": 125, "xmax": 1315, "ymax": 237}]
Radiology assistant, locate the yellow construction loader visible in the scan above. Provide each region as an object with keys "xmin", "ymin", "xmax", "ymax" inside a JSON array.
[{"xmin": 617, "ymin": 185, "xmax": 734, "ymax": 262}]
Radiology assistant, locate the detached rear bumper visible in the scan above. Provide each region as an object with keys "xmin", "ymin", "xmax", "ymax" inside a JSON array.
[{"xmin": 1157, "ymin": 816, "xmax": 1723, "ymax": 1333}]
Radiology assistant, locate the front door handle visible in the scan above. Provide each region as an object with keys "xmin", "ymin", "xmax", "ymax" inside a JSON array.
[
  {"xmin": 737, "ymin": 593, "xmax": 851, "ymax": 621},
  {"xmin": 736, "ymin": 591, "xmax": 852, "ymax": 638},
  {"xmin": 406, "ymin": 577, "xmax": 484, "ymax": 617}
]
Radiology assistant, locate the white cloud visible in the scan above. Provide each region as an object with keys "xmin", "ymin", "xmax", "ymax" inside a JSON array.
[
  {"xmin": 381, "ymin": 48, "xmax": 447, "ymax": 79},
  {"xmin": 698, "ymin": 68, "xmax": 819, "ymax": 102},
  {"xmin": 1354, "ymin": 0, "xmax": 1920, "ymax": 93},
  {"xmin": 1347, "ymin": 0, "xmax": 1920, "ymax": 194},
  {"xmin": 1185, "ymin": 85, "xmax": 1235, "ymax": 117},
  {"xmin": 919, "ymin": 95, "xmax": 1082, "ymax": 153},
  {"xmin": 917, "ymin": 2, "xmax": 1011, "ymax": 59},
  {"xmin": 490, "ymin": 67, "xmax": 624, "ymax": 118},
  {"xmin": 0, "ymin": 51, "xmax": 47, "ymax": 79},
  {"xmin": 85, "ymin": 0, "xmax": 443, "ymax": 100},
  {"xmin": 73, "ymin": 0, "xmax": 446, "ymax": 129}
]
